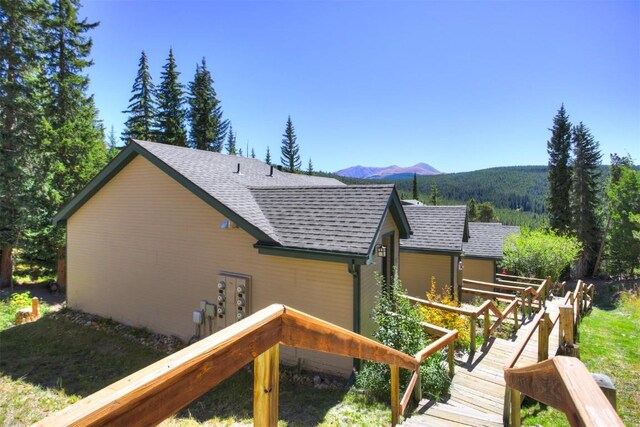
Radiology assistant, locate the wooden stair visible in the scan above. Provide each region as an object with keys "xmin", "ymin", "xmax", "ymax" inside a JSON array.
[{"xmin": 401, "ymin": 297, "xmax": 564, "ymax": 426}]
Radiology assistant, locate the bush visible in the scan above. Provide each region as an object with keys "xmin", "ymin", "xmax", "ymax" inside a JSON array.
[
  {"xmin": 500, "ymin": 228, "xmax": 582, "ymax": 280},
  {"xmin": 356, "ymin": 271, "xmax": 450, "ymax": 401},
  {"xmin": 420, "ymin": 277, "xmax": 470, "ymax": 349}
]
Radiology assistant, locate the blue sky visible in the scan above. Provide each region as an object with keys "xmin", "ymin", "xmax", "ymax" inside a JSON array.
[{"xmin": 83, "ymin": 0, "xmax": 639, "ymax": 173}]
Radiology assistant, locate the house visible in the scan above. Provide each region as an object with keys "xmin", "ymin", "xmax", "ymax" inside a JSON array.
[
  {"xmin": 462, "ymin": 222, "xmax": 521, "ymax": 284},
  {"xmin": 52, "ymin": 140, "xmax": 410, "ymax": 376},
  {"xmin": 399, "ymin": 205, "xmax": 469, "ymax": 299}
]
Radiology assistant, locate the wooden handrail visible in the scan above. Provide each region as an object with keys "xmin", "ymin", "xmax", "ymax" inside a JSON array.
[
  {"xmin": 496, "ymin": 273, "xmax": 545, "ymax": 282},
  {"xmin": 463, "ymin": 278, "xmax": 537, "ymax": 294},
  {"xmin": 406, "ymin": 295, "xmax": 476, "ymax": 316},
  {"xmin": 505, "ymin": 357, "xmax": 623, "ymax": 427},
  {"xmin": 36, "ymin": 304, "xmax": 422, "ymax": 426},
  {"xmin": 489, "ymin": 298, "xmax": 519, "ymax": 336},
  {"xmin": 415, "ymin": 330, "xmax": 458, "ymax": 363},
  {"xmin": 496, "ymin": 278, "xmax": 542, "ymax": 289},
  {"xmin": 462, "ymin": 287, "xmax": 518, "ymax": 301},
  {"xmin": 504, "ymin": 309, "xmax": 546, "ymax": 369}
]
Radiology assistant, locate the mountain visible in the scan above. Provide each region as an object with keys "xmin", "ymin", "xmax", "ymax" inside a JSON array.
[{"xmin": 336, "ymin": 162, "xmax": 440, "ymax": 179}]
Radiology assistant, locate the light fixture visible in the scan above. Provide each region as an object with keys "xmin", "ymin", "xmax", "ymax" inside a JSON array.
[
  {"xmin": 221, "ymin": 219, "xmax": 230, "ymax": 229},
  {"xmin": 377, "ymin": 244, "xmax": 387, "ymax": 258},
  {"xmin": 458, "ymin": 258, "xmax": 464, "ymax": 270}
]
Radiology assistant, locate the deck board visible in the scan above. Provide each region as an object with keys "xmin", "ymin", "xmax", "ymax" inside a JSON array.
[{"xmin": 404, "ymin": 297, "xmax": 565, "ymax": 426}]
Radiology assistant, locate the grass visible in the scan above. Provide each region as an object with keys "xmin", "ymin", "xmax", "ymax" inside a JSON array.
[
  {"xmin": 521, "ymin": 288, "xmax": 640, "ymax": 427},
  {"xmin": 0, "ymin": 298, "xmax": 393, "ymax": 426}
]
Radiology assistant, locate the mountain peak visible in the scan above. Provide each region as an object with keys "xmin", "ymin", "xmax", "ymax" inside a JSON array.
[{"xmin": 335, "ymin": 163, "xmax": 441, "ymax": 179}]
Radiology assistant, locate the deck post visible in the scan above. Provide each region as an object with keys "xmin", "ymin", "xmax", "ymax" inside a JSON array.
[
  {"xmin": 513, "ymin": 304, "xmax": 519, "ymax": 330},
  {"xmin": 510, "ymin": 388, "xmax": 521, "ymax": 427},
  {"xmin": 414, "ymin": 369, "xmax": 422, "ymax": 402},
  {"xmin": 483, "ymin": 309, "xmax": 490, "ymax": 344},
  {"xmin": 520, "ymin": 293, "xmax": 526, "ymax": 317},
  {"xmin": 559, "ymin": 305, "xmax": 579, "ymax": 357},
  {"xmin": 470, "ymin": 314, "xmax": 476, "ymax": 354},
  {"xmin": 391, "ymin": 364, "xmax": 400, "ymax": 426},
  {"xmin": 254, "ymin": 344, "xmax": 280, "ymax": 427},
  {"xmin": 448, "ymin": 341, "xmax": 455, "ymax": 377},
  {"xmin": 537, "ymin": 312, "xmax": 549, "ymax": 362}
]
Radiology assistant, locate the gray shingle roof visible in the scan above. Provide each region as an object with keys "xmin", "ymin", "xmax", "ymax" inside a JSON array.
[
  {"xmin": 400, "ymin": 205, "xmax": 467, "ymax": 252},
  {"xmin": 464, "ymin": 222, "xmax": 504, "ymax": 259},
  {"xmin": 251, "ymin": 185, "xmax": 395, "ymax": 255},
  {"xmin": 463, "ymin": 223, "xmax": 522, "ymax": 259},
  {"xmin": 135, "ymin": 140, "xmax": 344, "ymax": 242}
]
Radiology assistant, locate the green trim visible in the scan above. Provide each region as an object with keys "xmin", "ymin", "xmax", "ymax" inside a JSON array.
[
  {"xmin": 255, "ymin": 244, "xmax": 369, "ymax": 265},
  {"xmin": 351, "ymin": 262, "xmax": 362, "ymax": 371},
  {"xmin": 464, "ymin": 255, "xmax": 502, "ymax": 261},
  {"xmin": 399, "ymin": 247, "xmax": 462, "ymax": 256},
  {"xmin": 450, "ymin": 255, "xmax": 455, "ymax": 299},
  {"xmin": 52, "ymin": 141, "xmax": 275, "ymax": 244},
  {"xmin": 388, "ymin": 188, "xmax": 411, "ymax": 239},
  {"xmin": 52, "ymin": 143, "xmax": 139, "ymax": 225}
]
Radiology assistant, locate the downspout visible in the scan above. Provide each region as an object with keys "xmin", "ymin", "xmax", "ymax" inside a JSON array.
[{"xmin": 349, "ymin": 260, "xmax": 361, "ymax": 370}]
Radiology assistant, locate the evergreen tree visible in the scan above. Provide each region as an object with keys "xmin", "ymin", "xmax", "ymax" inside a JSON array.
[
  {"xmin": 187, "ymin": 58, "xmax": 228, "ymax": 151},
  {"xmin": 225, "ymin": 124, "xmax": 236, "ymax": 155},
  {"xmin": 307, "ymin": 158, "xmax": 313, "ymax": 175},
  {"xmin": 265, "ymin": 146, "xmax": 271, "ymax": 165},
  {"xmin": 155, "ymin": 48, "xmax": 187, "ymax": 146},
  {"xmin": 238, "ymin": 148, "xmax": 243, "ymax": 157},
  {"xmin": 121, "ymin": 50, "xmax": 156, "ymax": 143},
  {"xmin": 250, "ymin": 148, "xmax": 256, "ymax": 158},
  {"xmin": 605, "ymin": 167, "xmax": 640, "ymax": 277},
  {"xmin": 547, "ymin": 105, "xmax": 573, "ymax": 233},
  {"xmin": 412, "ymin": 173, "xmax": 418, "ymax": 199},
  {"xmin": 107, "ymin": 124, "xmax": 119, "ymax": 159},
  {"xmin": 33, "ymin": 0, "xmax": 107, "ymax": 269},
  {"xmin": 430, "ymin": 183, "xmax": 439, "ymax": 205},
  {"xmin": 467, "ymin": 199, "xmax": 477, "ymax": 221},
  {"xmin": 571, "ymin": 122, "xmax": 602, "ymax": 276},
  {"xmin": 280, "ymin": 115, "xmax": 300, "ymax": 172},
  {"xmin": 477, "ymin": 202, "xmax": 497, "ymax": 222},
  {"xmin": 0, "ymin": 0, "xmax": 47, "ymax": 287}
]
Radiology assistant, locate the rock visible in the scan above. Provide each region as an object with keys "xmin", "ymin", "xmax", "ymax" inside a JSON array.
[{"xmin": 313, "ymin": 375, "xmax": 322, "ymax": 385}]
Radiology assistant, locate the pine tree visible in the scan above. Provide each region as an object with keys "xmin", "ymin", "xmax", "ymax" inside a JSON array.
[
  {"xmin": 107, "ymin": 124, "xmax": 119, "ymax": 159},
  {"xmin": 33, "ymin": 0, "xmax": 107, "ymax": 269},
  {"xmin": 265, "ymin": 146, "xmax": 271, "ymax": 165},
  {"xmin": 606, "ymin": 166, "xmax": 640, "ymax": 277},
  {"xmin": 412, "ymin": 173, "xmax": 418, "ymax": 199},
  {"xmin": 238, "ymin": 148, "xmax": 243, "ymax": 157},
  {"xmin": 307, "ymin": 158, "xmax": 313, "ymax": 175},
  {"xmin": 225, "ymin": 124, "xmax": 236, "ymax": 155},
  {"xmin": 155, "ymin": 48, "xmax": 187, "ymax": 146},
  {"xmin": 250, "ymin": 148, "xmax": 255, "ymax": 158},
  {"xmin": 477, "ymin": 202, "xmax": 497, "ymax": 222},
  {"xmin": 467, "ymin": 199, "xmax": 477, "ymax": 221},
  {"xmin": 430, "ymin": 183, "xmax": 439, "ymax": 205},
  {"xmin": 547, "ymin": 105, "xmax": 573, "ymax": 233},
  {"xmin": 187, "ymin": 58, "xmax": 228, "ymax": 151},
  {"xmin": 571, "ymin": 122, "xmax": 602, "ymax": 276},
  {"xmin": 280, "ymin": 116, "xmax": 300, "ymax": 172},
  {"xmin": 122, "ymin": 50, "xmax": 156, "ymax": 143},
  {"xmin": 0, "ymin": 0, "xmax": 47, "ymax": 287}
]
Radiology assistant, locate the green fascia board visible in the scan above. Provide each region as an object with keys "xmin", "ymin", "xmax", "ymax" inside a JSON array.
[
  {"xmin": 464, "ymin": 255, "xmax": 502, "ymax": 261},
  {"xmin": 363, "ymin": 186, "xmax": 412, "ymax": 265},
  {"xmin": 52, "ymin": 141, "xmax": 276, "ymax": 244},
  {"xmin": 255, "ymin": 244, "xmax": 369, "ymax": 265},
  {"xmin": 399, "ymin": 247, "xmax": 462, "ymax": 256}
]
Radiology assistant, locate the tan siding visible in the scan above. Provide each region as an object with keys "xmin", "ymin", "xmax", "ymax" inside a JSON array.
[
  {"xmin": 67, "ymin": 155, "xmax": 353, "ymax": 375},
  {"xmin": 398, "ymin": 252, "xmax": 452, "ymax": 298},
  {"xmin": 463, "ymin": 259, "xmax": 495, "ymax": 285}
]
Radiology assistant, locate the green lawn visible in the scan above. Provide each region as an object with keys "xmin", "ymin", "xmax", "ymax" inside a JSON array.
[
  {"xmin": 0, "ymin": 297, "xmax": 392, "ymax": 426},
  {"xmin": 521, "ymin": 289, "xmax": 640, "ymax": 426}
]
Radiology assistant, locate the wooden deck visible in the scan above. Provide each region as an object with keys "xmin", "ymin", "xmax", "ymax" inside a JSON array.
[{"xmin": 403, "ymin": 297, "xmax": 564, "ymax": 426}]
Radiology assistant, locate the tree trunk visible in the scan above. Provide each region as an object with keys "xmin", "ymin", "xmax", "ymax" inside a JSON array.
[{"xmin": 0, "ymin": 244, "xmax": 13, "ymax": 289}]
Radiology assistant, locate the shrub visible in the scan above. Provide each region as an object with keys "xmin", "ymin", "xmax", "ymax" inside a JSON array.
[
  {"xmin": 356, "ymin": 271, "xmax": 450, "ymax": 401},
  {"xmin": 420, "ymin": 277, "xmax": 471, "ymax": 349},
  {"xmin": 500, "ymin": 228, "xmax": 582, "ymax": 280}
]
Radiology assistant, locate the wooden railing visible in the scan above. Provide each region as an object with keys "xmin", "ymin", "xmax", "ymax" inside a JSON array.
[
  {"xmin": 407, "ymin": 295, "xmax": 519, "ymax": 354},
  {"xmin": 464, "ymin": 276, "xmax": 553, "ymax": 315},
  {"xmin": 35, "ymin": 304, "xmax": 456, "ymax": 427},
  {"xmin": 503, "ymin": 280, "xmax": 602, "ymax": 426}
]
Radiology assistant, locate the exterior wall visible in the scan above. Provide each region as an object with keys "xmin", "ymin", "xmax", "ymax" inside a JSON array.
[
  {"xmin": 463, "ymin": 258, "xmax": 496, "ymax": 285},
  {"xmin": 67, "ymin": 155, "xmax": 354, "ymax": 375},
  {"xmin": 399, "ymin": 252, "xmax": 452, "ymax": 299},
  {"xmin": 359, "ymin": 212, "xmax": 399, "ymax": 339}
]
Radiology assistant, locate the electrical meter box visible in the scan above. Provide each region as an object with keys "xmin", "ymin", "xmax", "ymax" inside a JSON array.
[{"xmin": 215, "ymin": 272, "xmax": 252, "ymax": 332}]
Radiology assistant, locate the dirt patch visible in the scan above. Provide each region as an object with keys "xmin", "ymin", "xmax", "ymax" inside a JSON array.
[{"xmin": 562, "ymin": 277, "xmax": 640, "ymax": 310}]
